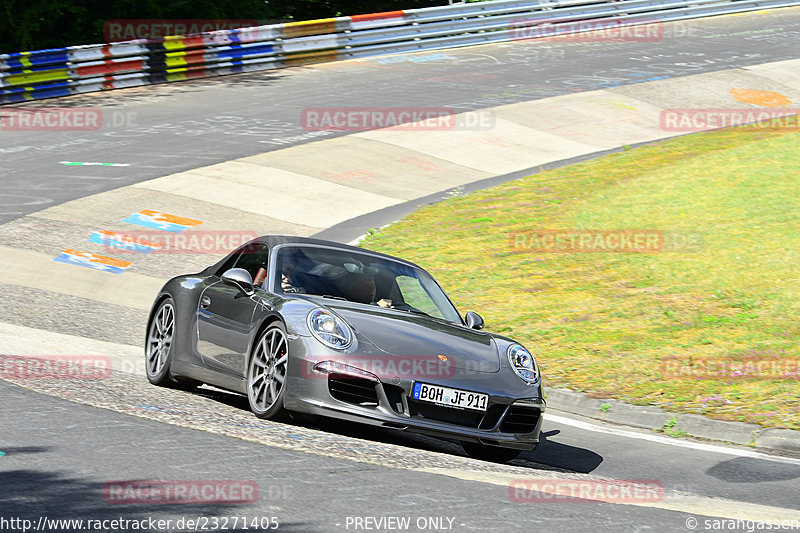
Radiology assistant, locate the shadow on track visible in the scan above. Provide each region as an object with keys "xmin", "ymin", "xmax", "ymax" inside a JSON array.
[
  {"xmin": 0, "ymin": 459, "xmax": 314, "ymax": 532},
  {"xmin": 707, "ymin": 456, "xmax": 800, "ymax": 483},
  {"xmin": 190, "ymin": 385, "xmax": 603, "ymax": 474}
]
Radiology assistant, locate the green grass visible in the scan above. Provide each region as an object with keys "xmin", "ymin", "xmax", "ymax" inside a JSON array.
[{"xmin": 363, "ymin": 121, "xmax": 800, "ymax": 430}]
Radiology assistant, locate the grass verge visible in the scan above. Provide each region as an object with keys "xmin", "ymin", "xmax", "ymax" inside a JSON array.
[{"xmin": 363, "ymin": 121, "xmax": 800, "ymax": 430}]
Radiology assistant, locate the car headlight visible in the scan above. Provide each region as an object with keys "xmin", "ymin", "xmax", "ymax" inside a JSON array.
[
  {"xmin": 307, "ymin": 309, "xmax": 353, "ymax": 350},
  {"xmin": 507, "ymin": 344, "xmax": 539, "ymax": 384}
]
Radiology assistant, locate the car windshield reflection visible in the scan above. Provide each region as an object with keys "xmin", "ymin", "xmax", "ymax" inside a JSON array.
[{"xmin": 274, "ymin": 245, "xmax": 462, "ymax": 323}]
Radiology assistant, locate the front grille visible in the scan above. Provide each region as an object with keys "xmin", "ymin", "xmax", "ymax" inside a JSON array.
[
  {"xmin": 500, "ymin": 406, "xmax": 541, "ymax": 434},
  {"xmin": 328, "ymin": 373, "xmax": 379, "ymax": 406},
  {"xmin": 408, "ymin": 400, "xmax": 483, "ymax": 428}
]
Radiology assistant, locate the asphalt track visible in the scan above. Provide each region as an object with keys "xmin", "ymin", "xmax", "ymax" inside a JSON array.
[
  {"xmin": 2, "ymin": 9, "xmax": 800, "ymax": 224},
  {"xmin": 2, "ymin": 8, "xmax": 800, "ymax": 533}
]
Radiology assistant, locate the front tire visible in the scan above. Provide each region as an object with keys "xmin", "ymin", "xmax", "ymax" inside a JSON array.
[
  {"xmin": 247, "ymin": 322, "xmax": 290, "ymax": 420},
  {"xmin": 461, "ymin": 442, "xmax": 525, "ymax": 463}
]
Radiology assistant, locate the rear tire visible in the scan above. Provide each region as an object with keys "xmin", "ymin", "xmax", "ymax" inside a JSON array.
[
  {"xmin": 145, "ymin": 298, "xmax": 178, "ymax": 387},
  {"xmin": 145, "ymin": 297, "xmax": 202, "ymax": 390},
  {"xmin": 247, "ymin": 322, "xmax": 290, "ymax": 421},
  {"xmin": 461, "ymin": 442, "xmax": 525, "ymax": 463}
]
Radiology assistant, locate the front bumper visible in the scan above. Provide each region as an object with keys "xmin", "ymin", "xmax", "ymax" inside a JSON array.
[
  {"xmin": 295, "ymin": 394, "xmax": 545, "ymax": 450},
  {"xmin": 284, "ymin": 340, "xmax": 545, "ymax": 450}
]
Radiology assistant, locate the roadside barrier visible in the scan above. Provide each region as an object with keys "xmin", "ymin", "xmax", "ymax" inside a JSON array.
[{"xmin": 2, "ymin": 0, "xmax": 799, "ymax": 104}]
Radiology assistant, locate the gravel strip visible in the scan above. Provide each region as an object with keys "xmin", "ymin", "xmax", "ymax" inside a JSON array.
[{"xmin": 1, "ymin": 369, "xmax": 572, "ymax": 478}]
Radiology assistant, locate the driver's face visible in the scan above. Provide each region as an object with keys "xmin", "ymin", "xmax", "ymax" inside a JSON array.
[{"xmin": 353, "ymin": 276, "xmax": 376, "ymax": 304}]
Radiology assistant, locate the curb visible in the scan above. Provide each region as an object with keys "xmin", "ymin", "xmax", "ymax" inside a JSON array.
[
  {"xmin": 544, "ymin": 388, "xmax": 800, "ymax": 454},
  {"xmin": 313, "ymin": 142, "xmax": 664, "ymax": 245}
]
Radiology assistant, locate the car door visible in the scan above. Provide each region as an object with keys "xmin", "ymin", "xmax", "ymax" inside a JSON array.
[{"xmin": 196, "ymin": 243, "xmax": 270, "ymax": 376}]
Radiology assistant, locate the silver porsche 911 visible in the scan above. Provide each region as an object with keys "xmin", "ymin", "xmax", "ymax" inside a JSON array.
[{"xmin": 145, "ymin": 235, "xmax": 544, "ymax": 462}]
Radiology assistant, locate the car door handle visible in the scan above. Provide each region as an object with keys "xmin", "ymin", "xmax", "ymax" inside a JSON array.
[{"xmin": 200, "ymin": 295, "xmax": 211, "ymax": 309}]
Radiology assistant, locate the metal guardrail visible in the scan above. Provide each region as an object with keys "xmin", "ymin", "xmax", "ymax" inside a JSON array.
[{"xmin": 1, "ymin": 0, "xmax": 799, "ymax": 104}]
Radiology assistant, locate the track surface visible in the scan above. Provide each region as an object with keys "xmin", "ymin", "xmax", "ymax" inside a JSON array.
[
  {"xmin": 3, "ymin": 377, "xmax": 799, "ymax": 532},
  {"xmin": 2, "ymin": 10, "xmax": 800, "ymax": 224},
  {"xmin": 2, "ymin": 9, "xmax": 800, "ymax": 533},
  {"xmin": 0, "ymin": 381, "xmax": 724, "ymax": 533}
]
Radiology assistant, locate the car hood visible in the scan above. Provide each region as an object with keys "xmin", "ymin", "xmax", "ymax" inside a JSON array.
[{"xmin": 325, "ymin": 302, "xmax": 500, "ymax": 373}]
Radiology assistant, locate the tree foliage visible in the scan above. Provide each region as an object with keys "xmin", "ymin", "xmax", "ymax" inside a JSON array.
[{"xmin": 0, "ymin": 0, "xmax": 445, "ymax": 54}]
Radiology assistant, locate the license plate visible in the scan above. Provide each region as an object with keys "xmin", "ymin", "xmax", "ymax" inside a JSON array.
[{"xmin": 411, "ymin": 382, "xmax": 488, "ymax": 412}]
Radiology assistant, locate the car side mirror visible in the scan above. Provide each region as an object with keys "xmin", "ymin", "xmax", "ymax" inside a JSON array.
[
  {"xmin": 221, "ymin": 268, "xmax": 255, "ymax": 296},
  {"xmin": 465, "ymin": 311, "xmax": 484, "ymax": 330}
]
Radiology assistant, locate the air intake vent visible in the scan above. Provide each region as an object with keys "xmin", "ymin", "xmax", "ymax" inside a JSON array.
[
  {"xmin": 500, "ymin": 406, "xmax": 540, "ymax": 434},
  {"xmin": 328, "ymin": 373, "xmax": 378, "ymax": 406},
  {"xmin": 478, "ymin": 404, "xmax": 506, "ymax": 430},
  {"xmin": 408, "ymin": 400, "xmax": 483, "ymax": 427}
]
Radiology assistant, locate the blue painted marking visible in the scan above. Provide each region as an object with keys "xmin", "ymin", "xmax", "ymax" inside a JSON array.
[
  {"xmin": 218, "ymin": 43, "xmax": 274, "ymax": 59},
  {"xmin": 122, "ymin": 212, "xmax": 189, "ymax": 233},
  {"xmin": 0, "ymin": 451, "xmax": 5, "ymax": 458},
  {"xmin": 0, "ymin": 83, "xmax": 72, "ymax": 102},
  {"xmin": 53, "ymin": 253, "xmax": 127, "ymax": 274},
  {"xmin": 88, "ymin": 231, "xmax": 157, "ymax": 254}
]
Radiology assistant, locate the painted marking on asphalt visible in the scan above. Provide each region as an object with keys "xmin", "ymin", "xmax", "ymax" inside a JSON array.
[
  {"xmin": 0, "ymin": 451, "xmax": 5, "ymax": 458},
  {"xmin": 546, "ymin": 413, "xmax": 800, "ymax": 466},
  {"xmin": 53, "ymin": 249, "xmax": 131, "ymax": 274},
  {"xmin": 88, "ymin": 230, "xmax": 162, "ymax": 254},
  {"xmin": 59, "ymin": 161, "xmax": 130, "ymax": 167},
  {"xmin": 122, "ymin": 210, "xmax": 202, "ymax": 233},
  {"xmin": 729, "ymin": 88, "xmax": 792, "ymax": 107}
]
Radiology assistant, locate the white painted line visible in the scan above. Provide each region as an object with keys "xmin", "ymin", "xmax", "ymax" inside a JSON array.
[
  {"xmin": 546, "ymin": 413, "xmax": 800, "ymax": 465},
  {"xmin": 426, "ymin": 468, "xmax": 800, "ymax": 522},
  {"xmin": 0, "ymin": 321, "xmax": 144, "ymax": 375},
  {"xmin": 59, "ymin": 161, "xmax": 130, "ymax": 167}
]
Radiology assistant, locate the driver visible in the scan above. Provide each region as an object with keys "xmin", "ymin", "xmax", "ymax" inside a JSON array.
[
  {"xmin": 337, "ymin": 273, "xmax": 392, "ymax": 307},
  {"xmin": 280, "ymin": 262, "xmax": 305, "ymax": 293}
]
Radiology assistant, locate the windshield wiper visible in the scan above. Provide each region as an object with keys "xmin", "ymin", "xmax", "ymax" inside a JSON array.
[
  {"xmin": 391, "ymin": 306, "xmax": 430, "ymax": 317},
  {"xmin": 320, "ymin": 294, "xmax": 347, "ymax": 301}
]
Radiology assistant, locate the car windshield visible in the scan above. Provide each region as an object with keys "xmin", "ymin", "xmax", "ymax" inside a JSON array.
[{"xmin": 274, "ymin": 245, "xmax": 462, "ymax": 323}]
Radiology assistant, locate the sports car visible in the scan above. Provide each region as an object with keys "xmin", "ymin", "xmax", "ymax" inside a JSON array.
[{"xmin": 145, "ymin": 235, "xmax": 544, "ymax": 462}]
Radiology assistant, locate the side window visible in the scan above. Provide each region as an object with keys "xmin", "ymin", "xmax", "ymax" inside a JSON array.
[
  {"xmin": 216, "ymin": 243, "xmax": 270, "ymax": 286},
  {"xmin": 234, "ymin": 243, "xmax": 270, "ymax": 286},
  {"xmin": 395, "ymin": 276, "xmax": 444, "ymax": 319},
  {"xmin": 215, "ymin": 254, "xmax": 239, "ymax": 277}
]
